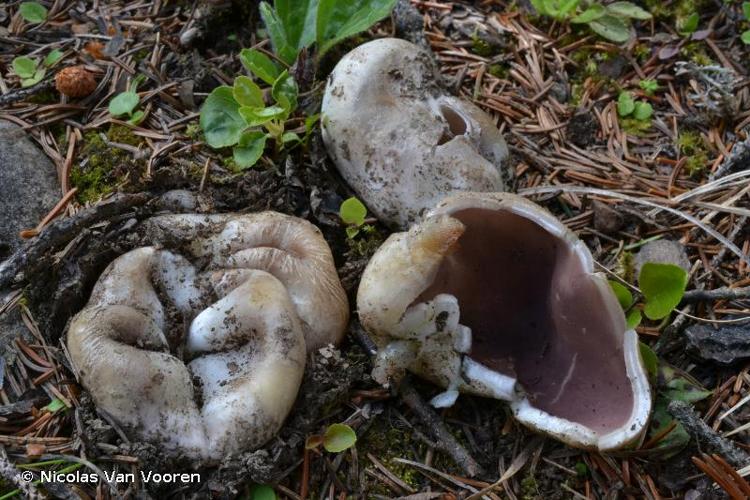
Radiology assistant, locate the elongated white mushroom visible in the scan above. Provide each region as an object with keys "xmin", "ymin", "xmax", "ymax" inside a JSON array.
[
  {"xmin": 358, "ymin": 193, "xmax": 652, "ymax": 450},
  {"xmin": 67, "ymin": 213, "xmax": 348, "ymax": 463},
  {"xmin": 321, "ymin": 38, "xmax": 510, "ymax": 228}
]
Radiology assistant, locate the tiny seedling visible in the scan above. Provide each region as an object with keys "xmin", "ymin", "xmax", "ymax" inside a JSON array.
[
  {"xmin": 742, "ymin": 2, "xmax": 750, "ymax": 44},
  {"xmin": 12, "ymin": 49, "xmax": 63, "ymax": 88},
  {"xmin": 108, "ymin": 75, "xmax": 145, "ymax": 125},
  {"xmin": 638, "ymin": 78, "xmax": 659, "ymax": 96},
  {"xmin": 531, "ymin": 0, "xmax": 652, "ymax": 43},
  {"xmin": 608, "ymin": 262, "xmax": 689, "ymax": 328},
  {"xmin": 617, "ymin": 91, "xmax": 653, "ymax": 124},
  {"xmin": 305, "ymin": 423, "xmax": 357, "ymax": 453},
  {"xmin": 677, "ymin": 12, "xmax": 700, "ymax": 35},
  {"xmin": 19, "ymin": 2, "xmax": 48, "ymax": 24},
  {"xmin": 245, "ymin": 484, "xmax": 277, "ymax": 500},
  {"xmin": 339, "ymin": 196, "xmax": 369, "ymax": 239}
]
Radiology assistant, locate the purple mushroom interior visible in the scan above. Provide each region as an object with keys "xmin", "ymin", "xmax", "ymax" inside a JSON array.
[{"xmin": 417, "ymin": 208, "xmax": 634, "ymax": 433}]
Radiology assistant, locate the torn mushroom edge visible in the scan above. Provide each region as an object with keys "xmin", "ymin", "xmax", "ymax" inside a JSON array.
[{"xmin": 410, "ymin": 192, "xmax": 652, "ymax": 450}]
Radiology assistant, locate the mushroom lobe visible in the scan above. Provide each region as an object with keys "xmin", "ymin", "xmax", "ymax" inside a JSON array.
[{"xmin": 358, "ymin": 193, "xmax": 651, "ymax": 450}]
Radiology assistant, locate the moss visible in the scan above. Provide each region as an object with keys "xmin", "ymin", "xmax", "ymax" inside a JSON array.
[
  {"xmin": 615, "ymin": 250, "xmax": 635, "ymax": 283},
  {"xmin": 488, "ymin": 63, "xmax": 510, "ymax": 79},
  {"xmin": 346, "ymin": 225, "xmax": 384, "ymax": 258},
  {"xmin": 677, "ymin": 130, "xmax": 710, "ymax": 176},
  {"xmin": 680, "ymin": 42, "xmax": 714, "ymax": 65},
  {"xmin": 357, "ymin": 417, "xmax": 422, "ymax": 493},
  {"xmin": 471, "ymin": 32, "xmax": 495, "ymax": 57},
  {"xmin": 28, "ymin": 89, "xmax": 59, "ymax": 104},
  {"xmin": 520, "ymin": 473, "xmax": 540, "ymax": 500},
  {"xmin": 70, "ymin": 125, "xmax": 145, "ymax": 203},
  {"xmin": 620, "ymin": 117, "xmax": 652, "ymax": 136}
]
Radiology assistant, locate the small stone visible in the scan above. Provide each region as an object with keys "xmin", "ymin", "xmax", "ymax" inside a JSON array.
[
  {"xmin": 592, "ymin": 200, "xmax": 624, "ymax": 234},
  {"xmin": 685, "ymin": 324, "xmax": 750, "ymax": 364},
  {"xmin": 0, "ymin": 121, "xmax": 60, "ymax": 261},
  {"xmin": 634, "ymin": 239, "xmax": 691, "ymax": 280}
]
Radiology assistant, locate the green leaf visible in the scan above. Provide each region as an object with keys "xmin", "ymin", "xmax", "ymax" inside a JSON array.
[
  {"xmin": 572, "ymin": 4, "xmax": 606, "ymax": 23},
  {"xmin": 678, "ymin": 12, "xmax": 699, "ymax": 34},
  {"xmin": 647, "ymin": 396, "xmax": 690, "ymax": 457},
  {"xmin": 21, "ymin": 68, "xmax": 46, "ymax": 88},
  {"xmin": 43, "ymin": 49, "xmax": 64, "ymax": 67},
  {"xmin": 259, "ymin": 2, "xmax": 295, "ymax": 65},
  {"xmin": 346, "ymin": 226, "xmax": 360, "ymax": 239},
  {"xmin": 639, "ymin": 79, "xmax": 659, "ymax": 95},
  {"xmin": 617, "ymin": 92, "xmax": 635, "ymax": 117},
  {"xmin": 530, "ymin": 0, "xmax": 550, "ymax": 16},
  {"xmin": 282, "ymin": 131, "xmax": 300, "ymax": 143},
  {"xmin": 233, "ymin": 76, "xmax": 264, "ymax": 107},
  {"xmin": 556, "ymin": 0, "xmax": 580, "ymax": 18},
  {"xmin": 127, "ymin": 110, "xmax": 145, "ymax": 125},
  {"xmin": 45, "ymin": 398, "xmax": 67, "ymax": 413},
  {"xmin": 238, "ymin": 105, "xmax": 287, "ymax": 127},
  {"xmin": 247, "ymin": 484, "xmax": 277, "ymax": 500},
  {"xmin": 271, "ymin": 71, "xmax": 298, "ymax": 112},
  {"xmin": 233, "ymin": 131, "xmax": 268, "ymax": 169},
  {"xmin": 744, "ymin": 1, "xmax": 750, "ymax": 19},
  {"xmin": 109, "ymin": 91, "xmax": 140, "ymax": 117},
  {"xmin": 664, "ymin": 377, "xmax": 712, "ymax": 403},
  {"xmin": 200, "ymin": 86, "xmax": 245, "ymax": 148},
  {"xmin": 323, "ymin": 423, "xmax": 357, "ymax": 452},
  {"xmin": 588, "ymin": 15, "xmax": 631, "ymax": 43},
  {"xmin": 633, "ymin": 101, "xmax": 653, "ymax": 121},
  {"xmin": 626, "ymin": 309, "xmax": 642, "ymax": 329},
  {"xmin": 638, "ymin": 341, "xmax": 658, "ymax": 382},
  {"xmin": 239, "ymin": 48, "xmax": 281, "ymax": 85},
  {"xmin": 305, "ymin": 113, "xmax": 321, "ymax": 133},
  {"xmin": 259, "ymin": 0, "xmax": 317, "ymax": 65},
  {"xmin": 316, "ymin": 0, "xmax": 398, "ymax": 57},
  {"xmin": 608, "ymin": 280, "xmax": 634, "ymax": 310},
  {"xmin": 639, "ymin": 263, "xmax": 688, "ymax": 320},
  {"xmin": 13, "ymin": 56, "xmax": 37, "ymax": 78},
  {"xmin": 339, "ymin": 196, "xmax": 367, "ymax": 227},
  {"xmin": 542, "ymin": 0, "xmax": 562, "ymax": 17},
  {"xmin": 606, "ymin": 1, "xmax": 652, "ymax": 20},
  {"xmin": 743, "ymin": 30, "xmax": 750, "ymax": 44},
  {"xmin": 19, "ymin": 2, "xmax": 48, "ymax": 24}
]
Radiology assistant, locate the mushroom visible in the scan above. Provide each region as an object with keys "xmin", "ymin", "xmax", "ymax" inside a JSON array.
[
  {"xmin": 321, "ymin": 38, "xmax": 510, "ymax": 228},
  {"xmin": 357, "ymin": 193, "xmax": 652, "ymax": 450},
  {"xmin": 67, "ymin": 212, "xmax": 348, "ymax": 463}
]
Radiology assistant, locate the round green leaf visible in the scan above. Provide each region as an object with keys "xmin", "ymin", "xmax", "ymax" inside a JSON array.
[
  {"xmin": 240, "ymin": 48, "xmax": 281, "ymax": 85},
  {"xmin": 12, "ymin": 56, "xmax": 37, "ymax": 78},
  {"xmin": 43, "ymin": 49, "xmax": 64, "ymax": 67},
  {"xmin": 617, "ymin": 92, "xmax": 635, "ymax": 117},
  {"xmin": 608, "ymin": 280, "xmax": 634, "ymax": 310},
  {"xmin": 639, "ymin": 262, "xmax": 688, "ymax": 320},
  {"xmin": 200, "ymin": 86, "xmax": 245, "ymax": 148},
  {"xmin": 589, "ymin": 15, "xmax": 631, "ymax": 43},
  {"xmin": 742, "ymin": 30, "xmax": 750, "ymax": 45},
  {"xmin": 109, "ymin": 91, "xmax": 140, "ymax": 117},
  {"xmin": 233, "ymin": 131, "xmax": 267, "ymax": 169},
  {"xmin": 248, "ymin": 484, "xmax": 277, "ymax": 500},
  {"xmin": 323, "ymin": 423, "xmax": 357, "ymax": 453},
  {"xmin": 233, "ymin": 76, "xmax": 264, "ymax": 107},
  {"xmin": 238, "ymin": 105, "xmax": 287, "ymax": 127},
  {"xmin": 626, "ymin": 309, "xmax": 642, "ymax": 329},
  {"xmin": 21, "ymin": 68, "xmax": 46, "ymax": 88},
  {"xmin": 19, "ymin": 2, "xmax": 48, "ymax": 24},
  {"xmin": 638, "ymin": 341, "xmax": 658, "ymax": 381},
  {"xmin": 339, "ymin": 197, "xmax": 367, "ymax": 227},
  {"xmin": 606, "ymin": 1, "xmax": 652, "ymax": 20},
  {"xmin": 572, "ymin": 4, "xmax": 606, "ymax": 23},
  {"xmin": 633, "ymin": 101, "xmax": 653, "ymax": 121}
]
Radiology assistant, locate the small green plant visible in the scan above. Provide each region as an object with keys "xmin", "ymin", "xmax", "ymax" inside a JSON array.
[
  {"xmin": 244, "ymin": 484, "xmax": 277, "ymax": 500},
  {"xmin": 259, "ymin": 0, "xmax": 398, "ymax": 65},
  {"xmin": 339, "ymin": 196, "xmax": 371, "ymax": 238},
  {"xmin": 305, "ymin": 423, "xmax": 358, "ymax": 453},
  {"xmin": 108, "ymin": 75, "xmax": 146, "ymax": 125},
  {"xmin": 638, "ymin": 78, "xmax": 659, "ymax": 95},
  {"xmin": 617, "ymin": 91, "xmax": 653, "ymax": 120},
  {"xmin": 531, "ymin": 0, "xmax": 652, "ymax": 42},
  {"xmin": 12, "ymin": 49, "xmax": 63, "ymax": 88},
  {"xmin": 19, "ymin": 2, "xmax": 48, "ymax": 24},
  {"xmin": 741, "ymin": 2, "xmax": 750, "ymax": 44},
  {"xmin": 677, "ymin": 11, "xmax": 700, "ymax": 34},
  {"xmin": 608, "ymin": 262, "xmax": 688, "ymax": 328},
  {"xmin": 677, "ymin": 130, "xmax": 710, "ymax": 176}
]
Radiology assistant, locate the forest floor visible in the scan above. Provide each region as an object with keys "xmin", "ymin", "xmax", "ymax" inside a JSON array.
[{"xmin": 1, "ymin": 0, "xmax": 749, "ymax": 499}]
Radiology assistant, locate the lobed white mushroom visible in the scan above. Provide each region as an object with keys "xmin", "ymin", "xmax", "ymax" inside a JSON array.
[
  {"xmin": 67, "ymin": 212, "xmax": 348, "ymax": 463},
  {"xmin": 358, "ymin": 192, "xmax": 652, "ymax": 451},
  {"xmin": 321, "ymin": 38, "xmax": 510, "ymax": 228}
]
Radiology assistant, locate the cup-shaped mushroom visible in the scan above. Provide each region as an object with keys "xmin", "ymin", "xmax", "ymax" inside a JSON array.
[
  {"xmin": 67, "ymin": 212, "xmax": 348, "ymax": 463},
  {"xmin": 321, "ymin": 38, "xmax": 510, "ymax": 228},
  {"xmin": 358, "ymin": 193, "xmax": 652, "ymax": 450}
]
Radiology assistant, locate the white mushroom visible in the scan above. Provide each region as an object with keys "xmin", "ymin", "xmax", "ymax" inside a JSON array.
[
  {"xmin": 67, "ymin": 212, "xmax": 348, "ymax": 463},
  {"xmin": 358, "ymin": 193, "xmax": 652, "ymax": 450},
  {"xmin": 321, "ymin": 38, "xmax": 510, "ymax": 228}
]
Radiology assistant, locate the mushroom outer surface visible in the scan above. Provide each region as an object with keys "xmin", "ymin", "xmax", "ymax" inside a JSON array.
[
  {"xmin": 357, "ymin": 192, "xmax": 652, "ymax": 450},
  {"xmin": 67, "ymin": 212, "xmax": 348, "ymax": 464},
  {"xmin": 321, "ymin": 38, "xmax": 510, "ymax": 228}
]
